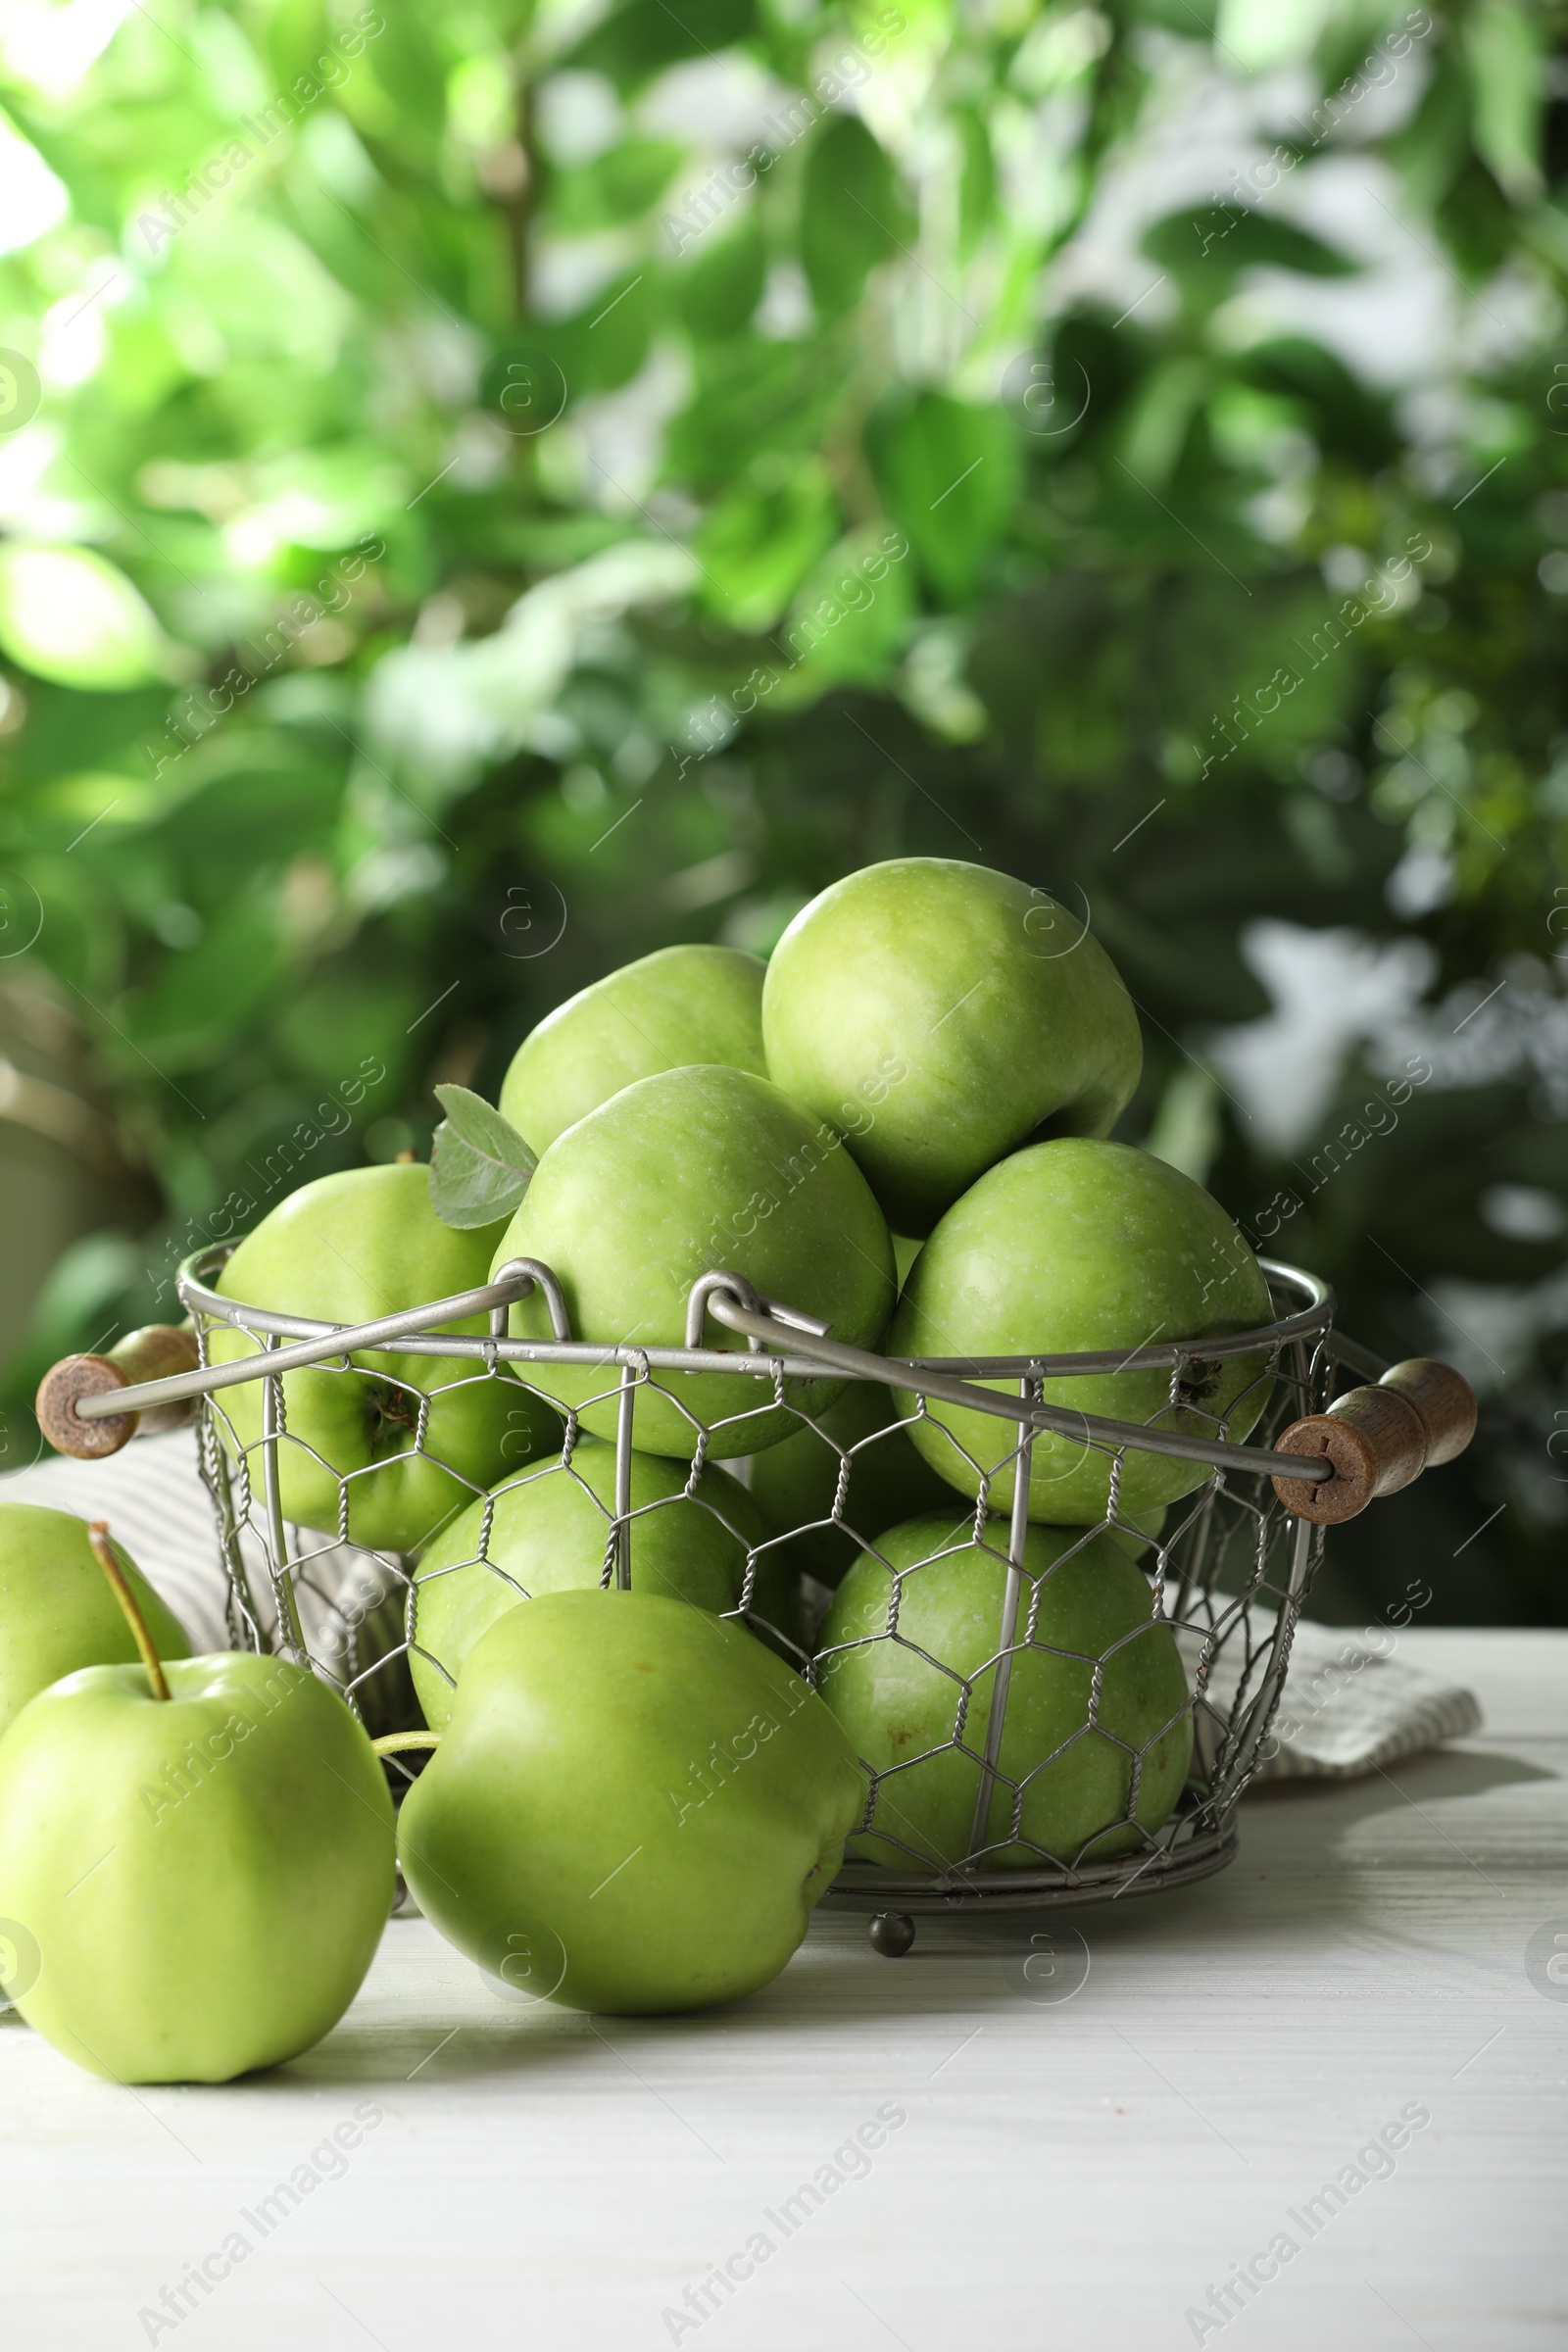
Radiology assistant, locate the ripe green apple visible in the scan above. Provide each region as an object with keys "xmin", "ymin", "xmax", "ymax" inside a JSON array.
[
  {"xmin": 499, "ymin": 943, "xmax": 767, "ymax": 1156},
  {"xmin": 761, "ymin": 858, "xmax": 1143, "ymax": 1235},
  {"xmin": 0, "ymin": 1651, "xmax": 394, "ymax": 2081},
  {"xmin": 743, "ymin": 1382, "xmax": 958, "ymax": 1590},
  {"xmin": 410, "ymin": 1444, "xmax": 799, "ymax": 1727},
  {"xmin": 493, "ymin": 1064, "xmax": 896, "ymax": 1460},
  {"xmin": 816, "ymin": 1514, "xmax": 1193, "ymax": 1869},
  {"xmin": 1105, "ymin": 1503, "xmax": 1169, "ymax": 1563},
  {"xmin": 212, "ymin": 1164, "xmax": 560, "ymax": 1552},
  {"xmin": 398, "ymin": 1589, "xmax": 864, "ymax": 2013},
  {"xmin": 891, "ymin": 1138, "xmax": 1273, "ymax": 1523},
  {"xmin": 0, "ymin": 1504, "xmax": 191, "ymax": 1739}
]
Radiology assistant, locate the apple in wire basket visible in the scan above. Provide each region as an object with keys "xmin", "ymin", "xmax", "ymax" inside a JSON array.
[
  {"xmin": 815, "ymin": 1513, "xmax": 1193, "ymax": 1871},
  {"xmin": 208, "ymin": 1163, "xmax": 561, "ymax": 1553},
  {"xmin": 761, "ymin": 858, "xmax": 1143, "ymax": 1237},
  {"xmin": 491, "ymin": 1063, "xmax": 897, "ymax": 1461},
  {"xmin": 499, "ymin": 943, "xmax": 767, "ymax": 1157},
  {"xmin": 408, "ymin": 1444, "xmax": 804, "ymax": 1731},
  {"xmin": 890, "ymin": 1137, "xmax": 1274, "ymax": 1524},
  {"xmin": 742, "ymin": 1380, "xmax": 959, "ymax": 1590}
]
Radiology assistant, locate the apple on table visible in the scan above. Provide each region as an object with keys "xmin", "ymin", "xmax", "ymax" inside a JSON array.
[
  {"xmin": 0, "ymin": 1526, "xmax": 394, "ymax": 2082},
  {"xmin": 0, "ymin": 1502, "xmax": 191, "ymax": 1740},
  {"xmin": 397, "ymin": 1588, "xmax": 865, "ymax": 2014}
]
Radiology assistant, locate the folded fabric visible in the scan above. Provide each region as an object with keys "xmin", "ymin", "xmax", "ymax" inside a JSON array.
[
  {"xmin": 1199, "ymin": 1610, "xmax": 1483, "ymax": 1780},
  {"xmin": 1175, "ymin": 1608, "xmax": 1486, "ymax": 1788}
]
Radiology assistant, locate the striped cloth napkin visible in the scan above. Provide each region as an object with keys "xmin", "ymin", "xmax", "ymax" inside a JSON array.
[{"xmin": 1186, "ymin": 1611, "xmax": 1483, "ymax": 1781}]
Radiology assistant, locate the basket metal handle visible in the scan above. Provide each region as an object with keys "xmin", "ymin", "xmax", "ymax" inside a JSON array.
[
  {"xmin": 683, "ymin": 1283, "xmax": 1477, "ymax": 1518},
  {"xmin": 35, "ymin": 1263, "xmax": 549, "ymax": 1456},
  {"xmin": 33, "ymin": 1251, "xmax": 1476, "ymax": 1518},
  {"xmin": 691, "ymin": 1283, "xmax": 1333, "ymax": 1486}
]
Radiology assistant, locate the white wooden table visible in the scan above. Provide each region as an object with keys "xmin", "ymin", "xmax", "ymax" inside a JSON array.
[{"xmin": 4, "ymin": 1629, "xmax": 1563, "ymax": 2352}]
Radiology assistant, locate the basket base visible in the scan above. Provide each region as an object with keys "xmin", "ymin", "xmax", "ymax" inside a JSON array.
[{"xmin": 821, "ymin": 1822, "xmax": 1239, "ymax": 1916}]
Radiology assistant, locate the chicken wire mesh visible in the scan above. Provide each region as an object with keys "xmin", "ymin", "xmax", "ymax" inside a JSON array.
[{"xmin": 176, "ymin": 1246, "xmax": 1335, "ymax": 1917}]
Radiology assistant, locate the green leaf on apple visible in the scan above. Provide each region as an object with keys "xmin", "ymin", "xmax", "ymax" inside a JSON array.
[{"xmin": 428, "ymin": 1085, "xmax": 537, "ymax": 1229}]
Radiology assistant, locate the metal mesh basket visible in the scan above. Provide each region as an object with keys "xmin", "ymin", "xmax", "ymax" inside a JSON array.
[{"xmin": 161, "ymin": 1244, "xmax": 1341, "ymax": 1924}]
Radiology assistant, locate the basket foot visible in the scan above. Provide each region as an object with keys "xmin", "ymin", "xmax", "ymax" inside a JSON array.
[{"xmin": 868, "ymin": 1912, "xmax": 915, "ymax": 1958}]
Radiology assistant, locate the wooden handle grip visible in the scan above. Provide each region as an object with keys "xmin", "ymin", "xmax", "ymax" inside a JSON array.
[
  {"xmin": 35, "ymin": 1324, "xmax": 202, "ymax": 1459},
  {"xmin": 1376, "ymin": 1356, "xmax": 1478, "ymax": 1466},
  {"xmin": 1272, "ymin": 1355, "xmax": 1478, "ymax": 1524}
]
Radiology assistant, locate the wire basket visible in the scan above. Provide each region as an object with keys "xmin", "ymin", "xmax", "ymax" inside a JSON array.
[{"xmin": 120, "ymin": 1244, "xmax": 1352, "ymax": 1933}]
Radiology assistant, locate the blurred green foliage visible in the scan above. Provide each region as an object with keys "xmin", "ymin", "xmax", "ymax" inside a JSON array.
[{"xmin": 0, "ymin": 0, "xmax": 1563, "ymax": 1622}]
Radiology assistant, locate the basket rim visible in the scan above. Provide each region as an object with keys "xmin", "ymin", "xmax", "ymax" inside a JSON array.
[
  {"xmin": 177, "ymin": 1244, "xmax": 1336, "ymax": 1381},
  {"xmin": 820, "ymin": 1820, "xmax": 1242, "ymax": 1911},
  {"xmin": 168, "ymin": 1244, "xmax": 1340, "ymax": 1487}
]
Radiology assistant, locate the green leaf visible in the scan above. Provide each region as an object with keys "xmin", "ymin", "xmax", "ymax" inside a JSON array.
[
  {"xmin": 801, "ymin": 115, "xmax": 906, "ymax": 318},
  {"xmin": 549, "ymin": 139, "xmax": 684, "ymax": 233},
  {"xmin": 566, "ymin": 0, "xmax": 757, "ymax": 95},
  {"xmin": 1389, "ymin": 45, "xmax": 1473, "ymax": 216},
  {"xmin": 353, "ymin": 8, "xmax": 448, "ymax": 139},
  {"xmin": 428, "ymin": 1085, "xmax": 536, "ymax": 1230},
  {"xmin": 1119, "ymin": 356, "xmax": 1211, "ymax": 488},
  {"xmin": 1143, "ymin": 207, "xmax": 1358, "ymax": 288},
  {"xmin": 130, "ymin": 896, "xmax": 286, "ymax": 1066},
  {"xmin": 779, "ymin": 523, "xmax": 916, "ymax": 687},
  {"xmin": 1464, "ymin": 0, "xmax": 1543, "ymax": 204},
  {"xmin": 955, "ymin": 108, "xmax": 996, "ymax": 262},
  {"xmin": 695, "ymin": 456, "xmax": 841, "ymax": 632},
  {"xmin": 164, "ymin": 753, "xmax": 342, "ymax": 878},
  {"xmin": 666, "ymin": 338, "xmax": 852, "ymax": 487},
  {"xmin": 0, "ymin": 546, "xmax": 170, "ymax": 692},
  {"xmin": 866, "ymin": 392, "xmax": 1020, "ymax": 604},
  {"xmin": 512, "ymin": 270, "xmax": 655, "ymax": 401},
  {"xmin": 275, "ymin": 972, "xmax": 420, "ymax": 1096},
  {"xmin": 679, "ymin": 217, "xmax": 766, "ymax": 342}
]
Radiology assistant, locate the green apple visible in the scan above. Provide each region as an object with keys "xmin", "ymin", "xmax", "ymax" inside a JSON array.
[
  {"xmin": 1105, "ymin": 1503, "xmax": 1169, "ymax": 1563},
  {"xmin": 212, "ymin": 1164, "xmax": 560, "ymax": 1552},
  {"xmin": 397, "ymin": 1589, "xmax": 864, "ymax": 2013},
  {"xmin": 761, "ymin": 858, "xmax": 1143, "ymax": 1235},
  {"xmin": 410, "ymin": 1444, "xmax": 798, "ymax": 1727},
  {"xmin": 493, "ymin": 1064, "xmax": 896, "ymax": 1460},
  {"xmin": 744, "ymin": 1382, "xmax": 958, "ymax": 1590},
  {"xmin": 816, "ymin": 1514, "xmax": 1192, "ymax": 1870},
  {"xmin": 0, "ymin": 1649, "xmax": 394, "ymax": 2081},
  {"xmin": 891, "ymin": 1138, "xmax": 1273, "ymax": 1523},
  {"xmin": 0, "ymin": 1504, "xmax": 191, "ymax": 1740},
  {"xmin": 499, "ymin": 944, "xmax": 767, "ymax": 1156}
]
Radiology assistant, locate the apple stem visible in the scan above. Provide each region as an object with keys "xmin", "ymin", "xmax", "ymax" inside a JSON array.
[
  {"xmin": 88, "ymin": 1521, "xmax": 171, "ymax": 1702},
  {"xmin": 370, "ymin": 1732, "xmax": 443, "ymax": 1756}
]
